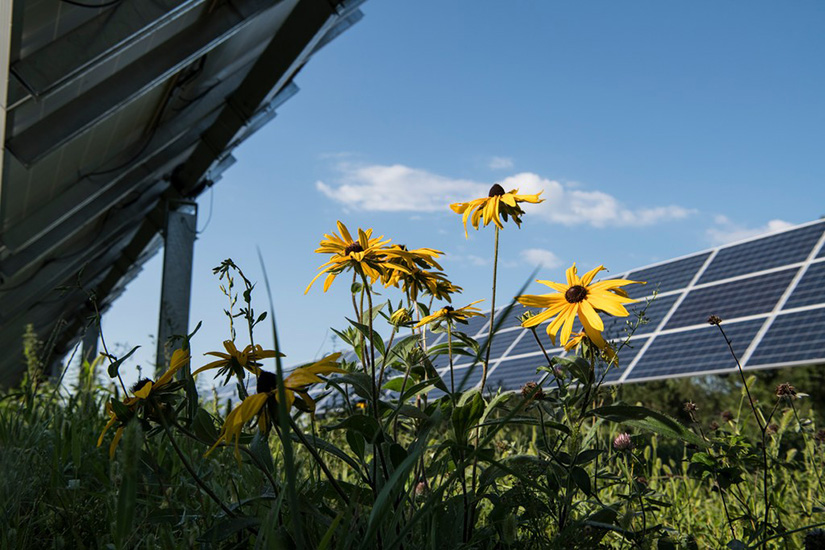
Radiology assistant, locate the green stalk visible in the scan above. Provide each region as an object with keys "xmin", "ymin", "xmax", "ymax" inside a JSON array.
[{"xmin": 480, "ymin": 226, "xmax": 500, "ymax": 392}]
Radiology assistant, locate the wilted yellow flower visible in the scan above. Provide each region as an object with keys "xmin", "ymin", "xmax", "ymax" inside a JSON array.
[
  {"xmin": 564, "ymin": 331, "xmax": 618, "ymax": 365},
  {"xmin": 390, "ymin": 307, "xmax": 413, "ymax": 326},
  {"xmin": 415, "ymin": 300, "xmax": 485, "ymax": 328},
  {"xmin": 98, "ymin": 349, "xmax": 190, "ymax": 458},
  {"xmin": 305, "ymin": 221, "xmax": 411, "ymax": 293},
  {"xmin": 193, "ymin": 340, "xmax": 282, "ymax": 379},
  {"xmin": 450, "ymin": 184, "xmax": 544, "ymax": 238},
  {"xmin": 207, "ymin": 353, "xmax": 345, "ymax": 462},
  {"xmin": 518, "ymin": 264, "xmax": 643, "ymax": 348}
]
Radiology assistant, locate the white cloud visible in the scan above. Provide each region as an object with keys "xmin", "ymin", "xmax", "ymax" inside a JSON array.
[
  {"xmin": 521, "ymin": 248, "xmax": 563, "ymax": 269},
  {"xmin": 488, "ymin": 156, "xmax": 514, "ymax": 170},
  {"xmin": 316, "ymin": 163, "xmax": 486, "ymax": 212},
  {"xmin": 706, "ymin": 216, "xmax": 795, "ymax": 246},
  {"xmin": 316, "ymin": 163, "xmax": 695, "ymax": 227}
]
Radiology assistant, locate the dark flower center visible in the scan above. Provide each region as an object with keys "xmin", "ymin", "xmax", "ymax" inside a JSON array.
[
  {"xmin": 488, "ymin": 183, "xmax": 505, "ymax": 197},
  {"xmin": 257, "ymin": 370, "xmax": 278, "ymax": 394},
  {"xmin": 565, "ymin": 285, "xmax": 588, "ymax": 303},
  {"xmin": 443, "ymin": 306, "xmax": 455, "ymax": 313},
  {"xmin": 344, "ymin": 242, "xmax": 364, "ymax": 255},
  {"xmin": 131, "ymin": 378, "xmax": 153, "ymax": 393}
]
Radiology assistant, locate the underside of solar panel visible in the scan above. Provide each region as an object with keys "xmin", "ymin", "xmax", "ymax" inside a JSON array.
[{"xmin": 0, "ymin": 0, "xmax": 365, "ymax": 386}]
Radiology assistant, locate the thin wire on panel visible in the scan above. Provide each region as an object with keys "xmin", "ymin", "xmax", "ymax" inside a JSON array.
[{"xmin": 59, "ymin": 0, "xmax": 124, "ymax": 8}]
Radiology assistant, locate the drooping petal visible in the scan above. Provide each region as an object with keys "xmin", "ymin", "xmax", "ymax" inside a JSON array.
[
  {"xmin": 580, "ymin": 265, "xmax": 606, "ymax": 287},
  {"xmin": 578, "ymin": 300, "xmax": 605, "ymax": 332}
]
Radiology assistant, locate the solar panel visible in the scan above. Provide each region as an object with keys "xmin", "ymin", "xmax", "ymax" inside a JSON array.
[
  {"xmin": 747, "ymin": 308, "xmax": 825, "ymax": 367},
  {"xmin": 626, "ymin": 252, "xmax": 710, "ymax": 299},
  {"xmin": 697, "ymin": 223, "xmax": 823, "ymax": 285},
  {"xmin": 456, "ymin": 219, "xmax": 825, "ymax": 393}
]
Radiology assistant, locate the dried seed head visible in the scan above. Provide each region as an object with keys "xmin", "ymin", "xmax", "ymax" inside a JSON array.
[
  {"xmin": 709, "ymin": 421, "xmax": 720, "ymax": 431},
  {"xmin": 721, "ymin": 410, "xmax": 735, "ymax": 422},
  {"xmin": 683, "ymin": 401, "xmax": 698, "ymax": 413},
  {"xmin": 767, "ymin": 423, "xmax": 779, "ymax": 435},
  {"xmin": 776, "ymin": 382, "xmax": 797, "ymax": 398},
  {"xmin": 521, "ymin": 382, "xmax": 544, "ymax": 401},
  {"xmin": 707, "ymin": 315, "xmax": 723, "ymax": 326}
]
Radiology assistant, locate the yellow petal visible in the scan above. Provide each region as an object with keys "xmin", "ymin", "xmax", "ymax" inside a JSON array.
[
  {"xmin": 337, "ymin": 221, "xmax": 352, "ymax": 243},
  {"xmin": 580, "ymin": 265, "xmax": 606, "ymax": 287},
  {"xmin": 565, "ymin": 264, "xmax": 579, "ymax": 287},
  {"xmin": 578, "ymin": 300, "xmax": 604, "ymax": 331}
]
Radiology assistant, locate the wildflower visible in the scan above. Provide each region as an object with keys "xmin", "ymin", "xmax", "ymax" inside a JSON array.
[
  {"xmin": 707, "ymin": 315, "xmax": 723, "ymax": 326},
  {"xmin": 775, "ymin": 382, "xmax": 797, "ymax": 398},
  {"xmin": 385, "ymin": 268, "xmax": 456, "ymax": 303},
  {"xmin": 98, "ymin": 349, "xmax": 190, "ymax": 458},
  {"xmin": 207, "ymin": 353, "xmax": 345, "ymax": 461},
  {"xmin": 414, "ymin": 300, "xmax": 485, "ymax": 329},
  {"xmin": 721, "ymin": 410, "xmax": 735, "ymax": 422},
  {"xmin": 450, "ymin": 184, "xmax": 544, "ymax": 238},
  {"xmin": 613, "ymin": 432, "xmax": 633, "ymax": 452},
  {"xmin": 305, "ymin": 221, "xmax": 410, "ymax": 293},
  {"xmin": 521, "ymin": 381, "xmax": 545, "ymax": 401},
  {"xmin": 390, "ymin": 307, "xmax": 413, "ymax": 327},
  {"xmin": 518, "ymin": 263, "xmax": 644, "ymax": 348},
  {"xmin": 564, "ymin": 331, "xmax": 618, "ymax": 365},
  {"xmin": 193, "ymin": 340, "xmax": 282, "ymax": 379}
]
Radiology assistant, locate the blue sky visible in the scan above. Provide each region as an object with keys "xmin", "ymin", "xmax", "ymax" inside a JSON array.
[{"xmin": 99, "ymin": 1, "xmax": 825, "ymax": 383}]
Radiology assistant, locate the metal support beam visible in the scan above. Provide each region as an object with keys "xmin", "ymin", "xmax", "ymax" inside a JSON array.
[
  {"xmin": 174, "ymin": 0, "xmax": 336, "ymax": 191},
  {"xmin": 155, "ymin": 200, "xmax": 197, "ymax": 370},
  {"xmin": 0, "ymin": 0, "xmax": 14, "ymax": 200},
  {"xmin": 6, "ymin": 0, "xmax": 289, "ymax": 166}
]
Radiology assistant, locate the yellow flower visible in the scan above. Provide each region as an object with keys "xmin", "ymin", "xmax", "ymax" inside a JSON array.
[
  {"xmin": 305, "ymin": 221, "xmax": 411, "ymax": 293},
  {"xmin": 390, "ymin": 307, "xmax": 413, "ymax": 326},
  {"xmin": 414, "ymin": 299, "xmax": 485, "ymax": 328},
  {"xmin": 450, "ymin": 184, "xmax": 544, "ymax": 238},
  {"xmin": 207, "ymin": 353, "xmax": 346, "ymax": 462},
  {"xmin": 384, "ymin": 268, "xmax": 457, "ymax": 303},
  {"xmin": 564, "ymin": 331, "xmax": 618, "ymax": 365},
  {"xmin": 518, "ymin": 263, "xmax": 644, "ymax": 348},
  {"xmin": 98, "ymin": 349, "xmax": 190, "ymax": 458},
  {"xmin": 193, "ymin": 340, "xmax": 282, "ymax": 379}
]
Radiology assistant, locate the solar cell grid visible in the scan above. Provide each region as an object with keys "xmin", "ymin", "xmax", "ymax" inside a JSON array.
[
  {"xmin": 626, "ymin": 319, "xmax": 763, "ymax": 380},
  {"xmin": 783, "ymin": 261, "xmax": 825, "ymax": 310},
  {"xmin": 747, "ymin": 308, "xmax": 825, "ymax": 367},
  {"xmin": 487, "ymin": 352, "xmax": 555, "ymax": 391},
  {"xmin": 458, "ymin": 314, "xmax": 489, "ymax": 339},
  {"xmin": 698, "ymin": 223, "xmax": 824, "ymax": 285},
  {"xmin": 626, "ymin": 252, "xmax": 710, "ymax": 299},
  {"xmin": 665, "ymin": 268, "xmax": 796, "ymax": 330}
]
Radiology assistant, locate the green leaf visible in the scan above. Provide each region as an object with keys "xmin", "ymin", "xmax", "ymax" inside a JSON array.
[
  {"xmin": 115, "ymin": 422, "xmax": 141, "ymax": 549},
  {"xmin": 326, "ymin": 415, "xmax": 382, "ymax": 444},
  {"xmin": 590, "ymin": 404, "xmax": 706, "ymax": 448},
  {"xmin": 191, "ymin": 408, "xmax": 218, "ymax": 443},
  {"xmin": 452, "ymin": 390, "xmax": 485, "ymax": 443},
  {"xmin": 107, "ymin": 346, "xmax": 140, "ymax": 378},
  {"xmin": 571, "ymin": 465, "xmax": 591, "ymax": 496},
  {"xmin": 333, "ymin": 373, "xmax": 374, "ymax": 400},
  {"xmin": 346, "ymin": 430, "xmax": 365, "ymax": 460},
  {"xmin": 197, "ymin": 518, "xmax": 260, "ymax": 543},
  {"xmin": 347, "ymin": 317, "xmax": 386, "ymax": 358}
]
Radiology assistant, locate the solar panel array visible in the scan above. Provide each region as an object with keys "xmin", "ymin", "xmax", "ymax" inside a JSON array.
[{"xmin": 313, "ymin": 219, "xmax": 825, "ymax": 407}]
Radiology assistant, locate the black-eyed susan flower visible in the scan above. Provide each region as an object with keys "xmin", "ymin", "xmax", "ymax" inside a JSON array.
[
  {"xmin": 193, "ymin": 340, "xmax": 282, "ymax": 380},
  {"xmin": 450, "ymin": 184, "xmax": 544, "ymax": 238},
  {"xmin": 414, "ymin": 299, "xmax": 484, "ymax": 329},
  {"xmin": 206, "ymin": 353, "xmax": 345, "ymax": 461},
  {"xmin": 384, "ymin": 268, "xmax": 457, "ymax": 303},
  {"xmin": 390, "ymin": 307, "xmax": 413, "ymax": 327},
  {"xmin": 518, "ymin": 263, "xmax": 643, "ymax": 349},
  {"xmin": 305, "ymin": 221, "xmax": 411, "ymax": 294},
  {"xmin": 98, "ymin": 349, "xmax": 190, "ymax": 457}
]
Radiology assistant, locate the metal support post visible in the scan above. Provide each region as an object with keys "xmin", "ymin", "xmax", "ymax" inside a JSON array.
[{"xmin": 155, "ymin": 199, "xmax": 197, "ymax": 372}]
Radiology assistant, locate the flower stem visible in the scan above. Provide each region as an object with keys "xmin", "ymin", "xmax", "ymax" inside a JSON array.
[
  {"xmin": 481, "ymin": 226, "xmax": 500, "ymax": 392},
  {"xmin": 157, "ymin": 412, "xmax": 236, "ymax": 518}
]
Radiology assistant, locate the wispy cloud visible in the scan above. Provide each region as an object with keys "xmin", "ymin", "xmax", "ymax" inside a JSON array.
[
  {"xmin": 316, "ymin": 162, "xmax": 695, "ymax": 227},
  {"xmin": 488, "ymin": 156, "xmax": 514, "ymax": 170},
  {"xmin": 706, "ymin": 215, "xmax": 795, "ymax": 246},
  {"xmin": 521, "ymin": 248, "xmax": 563, "ymax": 269}
]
